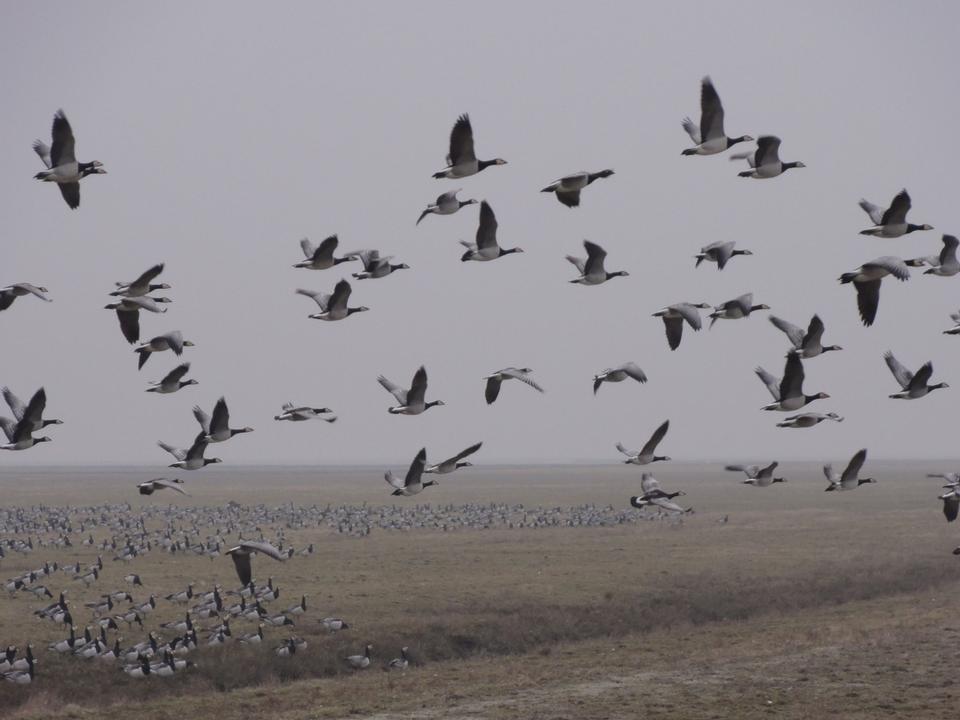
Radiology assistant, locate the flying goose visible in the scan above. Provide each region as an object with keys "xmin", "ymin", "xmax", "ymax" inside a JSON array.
[
  {"xmin": 137, "ymin": 478, "xmax": 187, "ymax": 496},
  {"xmin": 859, "ymin": 190, "xmax": 932, "ymax": 238},
  {"xmin": 460, "ymin": 201, "xmax": 523, "ymax": 261},
  {"xmin": 652, "ymin": 303, "xmax": 711, "ymax": 350},
  {"xmin": 593, "ymin": 363, "xmax": 647, "ymax": 394},
  {"xmin": 734, "ymin": 136, "xmax": 805, "ymax": 178},
  {"xmin": 385, "ymin": 448, "xmax": 435, "ymax": 497},
  {"xmin": 33, "ymin": 110, "xmax": 105, "ymax": 208},
  {"xmin": 226, "ymin": 541, "xmax": 287, "ymax": 586},
  {"xmin": 2, "ymin": 387, "xmax": 62, "ymax": 432},
  {"xmin": 824, "ymin": 449, "xmax": 874, "ymax": 491},
  {"xmin": 709, "ymin": 293, "xmax": 770, "ymax": 327},
  {"xmin": 157, "ymin": 433, "xmax": 222, "ymax": 470},
  {"xmin": 567, "ymin": 240, "xmax": 629, "ymax": 284},
  {"xmin": 695, "ymin": 241, "xmax": 752, "ymax": 270},
  {"xmin": 906, "ymin": 235, "xmax": 960, "ymax": 277},
  {"xmin": 293, "ymin": 235, "xmax": 359, "ymax": 270},
  {"xmin": 104, "ymin": 296, "xmax": 172, "ymax": 344},
  {"xmin": 351, "ymin": 250, "xmax": 410, "ymax": 280},
  {"xmin": 776, "ymin": 412, "xmax": 843, "ymax": 428},
  {"xmin": 768, "ymin": 314, "xmax": 841, "ymax": 358},
  {"xmin": 297, "ymin": 279, "xmax": 369, "ymax": 321},
  {"xmin": 386, "ymin": 647, "xmax": 410, "ymax": 671},
  {"xmin": 432, "ymin": 114, "xmax": 506, "ymax": 179},
  {"xmin": 378, "ymin": 366, "xmax": 444, "ymax": 415},
  {"xmin": 0, "ymin": 283, "xmax": 51, "ymax": 312},
  {"xmin": 344, "ymin": 644, "xmax": 373, "ymax": 669},
  {"xmin": 541, "ymin": 170, "xmax": 614, "ymax": 208},
  {"xmin": 424, "ymin": 442, "xmax": 483, "ymax": 474},
  {"xmin": 883, "ymin": 351, "xmax": 948, "ymax": 399},
  {"xmin": 274, "ymin": 403, "xmax": 336, "ymax": 422},
  {"xmin": 928, "ymin": 472, "xmax": 960, "ymax": 488},
  {"xmin": 616, "ymin": 419, "xmax": 671, "ymax": 465},
  {"xmin": 726, "ymin": 462, "xmax": 785, "ymax": 487},
  {"xmin": 146, "ymin": 363, "xmax": 196, "ymax": 394},
  {"xmin": 838, "ymin": 256, "xmax": 910, "ymax": 327},
  {"xmin": 0, "ymin": 391, "xmax": 53, "ymax": 451},
  {"xmin": 135, "ymin": 331, "xmax": 194, "ymax": 370},
  {"xmin": 484, "ymin": 367, "xmax": 544, "ymax": 404},
  {"xmin": 417, "ymin": 189, "xmax": 477, "ymax": 225},
  {"xmin": 681, "ymin": 77, "xmax": 753, "ymax": 155},
  {"xmin": 943, "ymin": 311, "xmax": 960, "ymax": 335},
  {"xmin": 110, "ymin": 264, "xmax": 169, "ymax": 297},
  {"xmin": 940, "ymin": 487, "xmax": 959, "ymax": 522},
  {"xmin": 193, "ymin": 397, "xmax": 254, "ymax": 441},
  {"xmin": 755, "ymin": 353, "xmax": 829, "ymax": 411},
  {"xmin": 629, "ymin": 474, "xmax": 689, "ymax": 512}
]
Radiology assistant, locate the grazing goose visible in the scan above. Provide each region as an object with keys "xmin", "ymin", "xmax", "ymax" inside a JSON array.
[
  {"xmin": 567, "ymin": 240, "xmax": 629, "ymax": 284},
  {"xmin": 883, "ymin": 352, "xmax": 948, "ymax": 399},
  {"xmin": 193, "ymin": 397, "xmax": 254, "ymax": 442},
  {"xmin": 652, "ymin": 303, "xmax": 711, "ymax": 350},
  {"xmin": 386, "ymin": 647, "xmax": 410, "ymax": 671},
  {"xmin": 859, "ymin": 190, "xmax": 932, "ymax": 238},
  {"xmin": 33, "ymin": 110, "xmax": 105, "ymax": 208},
  {"xmin": 417, "ymin": 190, "xmax": 477, "ymax": 225},
  {"xmin": 541, "ymin": 170, "xmax": 614, "ymax": 208},
  {"xmin": 943, "ymin": 311, "xmax": 960, "ymax": 335},
  {"xmin": 135, "ymin": 331, "xmax": 194, "ymax": 370},
  {"xmin": 432, "ymin": 114, "xmax": 506, "ymax": 179},
  {"xmin": 110, "ymin": 264, "xmax": 169, "ymax": 297},
  {"xmin": 726, "ymin": 462, "xmax": 785, "ymax": 487},
  {"xmin": 940, "ymin": 488, "xmax": 960, "ymax": 522},
  {"xmin": 293, "ymin": 235, "xmax": 359, "ymax": 270},
  {"xmin": 768, "ymin": 314, "xmax": 841, "ymax": 358},
  {"xmin": 629, "ymin": 474, "xmax": 689, "ymax": 513},
  {"xmin": 226, "ymin": 541, "xmax": 287, "ymax": 586},
  {"xmin": 755, "ymin": 353, "xmax": 829, "ymax": 411},
  {"xmin": 385, "ymin": 448, "xmax": 435, "ymax": 497},
  {"xmin": 484, "ymin": 367, "xmax": 544, "ymax": 404},
  {"xmin": 146, "ymin": 363, "xmax": 196, "ymax": 394},
  {"xmin": 351, "ymin": 250, "xmax": 410, "ymax": 280},
  {"xmin": 460, "ymin": 201, "xmax": 523, "ymax": 262},
  {"xmin": 734, "ymin": 136, "xmax": 805, "ymax": 178},
  {"xmin": 694, "ymin": 241, "xmax": 752, "ymax": 270},
  {"xmin": 320, "ymin": 617, "xmax": 349, "ymax": 632},
  {"xmin": 2, "ymin": 387, "xmax": 62, "ymax": 432},
  {"xmin": 137, "ymin": 478, "xmax": 187, "ymax": 496},
  {"xmin": 906, "ymin": 235, "xmax": 960, "ymax": 277},
  {"xmin": 0, "ymin": 283, "xmax": 51, "ymax": 312},
  {"xmin": 273, "ymin": 403, "xmax": 336, "ymax": 422},
  {"xmin": 709, "ymin": 293, "xmax": 770, "ymax": 327},
  {"xmin": 344, "ymin": 644, "xmax": 373, "ymax": 670},
  {"xmin": 776, "ymin": 412, "xmax": 844, "ymax": 428},
  {"xmin": 165, "ymin": 585, "xmax": 193, "ymax": 604},
  {"xmin": 593, "ymin": 363, "xmax": 647, "ymax": 394},
  {"xmin": 824, "ymin": 449, "xmax": 874, "ymax": 491},
  {"xmin": 297, "ymin": 279, "xmax": 369, "ymax": 321},
  {"xmin": 681, "ymin": 77, "xmax": 753, "ymax": 155},
  {"xmin": 157, "ymin": 433, "xmax": 222, "ymax": 470},
  {"xmin": 838, "ymin": 256, "xmax": 910, "ymax": 327},
  {"xmin": 378, "ymin": 366, "xmax": 444, "ymax": 415},
  {"xmin": 616, "ymin": 419, "xmax": 671, "ymax": 465},
  {"xmin": 424, "ymin": 442, "xmax": 483, "ymax": 474}
]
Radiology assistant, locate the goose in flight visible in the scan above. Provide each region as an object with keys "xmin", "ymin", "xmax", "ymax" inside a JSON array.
[
  {"xmin": 768, "ymin": 314, "xmax": 842, "ymax": 358},
  {"xmin": 755, "ymin": 352, "xmax": 829, "ymax": 411},
  {"xmin": 859, "ymin": 190, "xmax": 932, "ymax": 238},
  {"xmin": 297, "ymin": 280, "xmax": 369, "ymax": 321},
  {"xmin": 928, "ymin": 472, "xmax": 960, "ymax": 488},
  {"xmin": 424, "ymin": 442, "xmax": 483, "ymax": 474},
  {"xmin": 0, "ymin": 389, "xmax": 53, "ymax": 451},
  {"xmin": 709, "ymin": 293, "xmax": 769, "ymax": 327},
  {"xmin": 2, "ymin": 387, "xmax": 62, "ymax": 431},
  {"xmin": 226, "ymin": 541, "xmax": 287, "ymax": 586},
  {"xmin": 32, "ymin": 109, "xmax": 105, "ymax": 208},
  {"xmin": 883, "ymin": 352, "xmax": 948, "ymax": 400},
  {"xmin": 293, "ymin": 235, "xmax": 358, "ymax": 270},
  {"xmin": 652, "ymin": 303, "xmax": 711, "ymax": 350},
  {"xmin": 194, "ymin": 397, "xmax": 254, "ymax": 441},
  {"xmin": 351, "ymin": 250, "xmax": 410, "ymax": 280},
  {"xmin": 567, "ymin": 240, "xmax": 629, "ymax": 285},
  {"xmin": 460, "ymin": 201, "xmax": 523, "ymax": 262},
  {"xmin": 157, "ymin": 433, "xmax": 222, "ymax": 470},
  {"xmin": 137, "ymin": 478, "xmax": 188, "ymax": 496},
  {"xmin": 105, "ymin": 296, "xmax": 172, "ymax": 345},
  {"xmin": 484, "ymin": 367, "xmax": 544, "ymax": 404},
  {"xmin": 776, "ymin": 412, "xmax": 843, "ymax": 428},
  {"xmin": 838, "ymin": 257, "xmax": 910, "ymax": 327},
  {"xmin": 629, "ymin": 474, "xmax": 689, "ymax": 512},
  {"xmin": 385, "ymin": 448, "xmax": 435, "ymax": 496},
  {"xmin": 695, "ymin": 241, "xmax": 752, "ymax": 270},
  {"xmin": 940, "ymin": 487, "xmax": 959, "ymax": 522},
  {"xmin": 0, "ymin": 283, "xmax": 51, "ymax": 312},
  {"xmin": 824, "ymin": 449, "xmax": 874, "ymax": 491},
  {"xmin": 906, "ymin": 235, "xmax": 960, "ymax": 277},
  {"xmin": 733, "ymin": 136, "xmax": 805, "ymax": 178},
  {"xmin": 593, "ymin": 363, "xmax": 647, "ymax": 394},
  {"xmin": 726, "ymin": 462, "xmax": 785, "ymax": 487},
  {"xmin": 616, "ymin": 419, "xmax": 670, "ymax": 465},
  {"xmin": 274, "ymin": 403, "xmax": 336, "ymax": 422},
  {"xmin": 417, "ymin": 190, "xmax": 477, "ymax": 225},
  {"xmin": 681, "ymin": 77, "xmax": 753, "ymax": 155},
  {"xmin": 110, "ymin": 264, "xmax": 169, "ymax": 297},
  {"xmin": 541, "ymin": 170, "xmax": 614, "ymax": 208},
  {"xmin": 146, "ymin": 363, "xmax": 196, "ymax": 394},
  {"xmin": 135, "ymin": 331, "xmax": 194, "ymax": 370},
  {"xmin": 377, "ymin": 366, "xmax": 444, "ymax": 415},
  {"xmin": 943, "ymin": 310, "xmax": 960, "ymax": 335},
  {"xmin": 432, "ymin": 114, "xmax": 506, "ymax": 179}
]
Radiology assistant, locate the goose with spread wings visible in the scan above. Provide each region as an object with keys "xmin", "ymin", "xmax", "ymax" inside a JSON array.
[
  {"xmin": 293, "ymin": 235, "xmax": 359, "ymax": 270},
  {"xmin": 137, "ymin": 478, "xmax": 188, "ymax": 496},
  {"xmin": 432, "ymin": 114, "xmax": 506, "ymax": 179},
  {"xmin": 33, "ymin": 109, "xmax": 105, "ymax": 209},
  {"xmin": 460, "ymin": 201, "xmax": 523, "ymax": 262},
  {"xmin": 297, "ymin": 280, "xmax": 369, "ymax": 321},
  {"xmin": 768, "ymin": 314, "xmax": 842, "ymax": 358},
  {"xmin": 839, "ymin": 256, "xmax": 910, "ymax": 327},
  {"xmin": 824, "ymin": 449, "xmax": 874, "ymax": 491},
  {"xmin": 859, "ymin": 190, "xmax": 932, "ymax": 238},
  {"xmin": 193, "ymin": 397, "xmax": 254, "ymax": 441},
  {"xmin": 726, "ymin": 462, "xmax": 785, "ymax": 487},
  {"xmin": 630, "ymin": 474, "xmax": 689, "ymax": 512},
  {"xmin": 616, "ymin": 420, "xmax": 670, "ymax": 465},
  {"xmin": 417, "ymin": 190, "xmax": 477, "ymax": 225},
  {"xmin": 146, "ymin": 363, "xmax": 196, "ymax": 394},
  {"xmin": 377, "ymin": 366, "xmax": 444, "ymax": 415},
  {"xmin": 0, "ymin": 283, "xmax": 51, "ymax": 312},
  {"xmin": 593, "ymin": 363, "xmax": 647, "ymax": 394},
  {"xmin": 541, "ymin": 170, "xmax": 614, "ymax": 208},
  {"xmin": 755, "ymin": 352, "xmax": 829, "ymax": 411},
  {"xmin": 483, "ymin": 368, "xmax": 544, "ymax": 404},
  {"xmin": 226, "ymin": 541, "xmax": 288, "ymax": 587},
  {"xmin": 157, "ymin": 433, "xmax": 222, "ymax": 470},
  {"xmin": 652, "ymin": 303, "xmax": 711, "ymax": 350},
  {"xmin": 883, "ymin": 352, "xmax": 948, "ymax": 400},
  {"xmin": 424, "ymin": 442, "xmax": 483, "ymax": 474},
  {"xmin": 0, "ymin": 388, "xmax": 54, "ymax": 451},
  {"xmin": 733, "ymin": 136, "xmax": 805, "ymax": 178},
  {"xmin": 111, "ymin": 264, "xmax": 169, "ymax": 297},
  {"xmin": 682, "ymin": 77, "xmax": 753, "ymax": 155},
  {"xmin": 567, "ymin": 240, "xmax": 629, "ymax": 285},
  {"xmin": 384, "ymin": 448, "xmax": 435, "ymax": 496}
]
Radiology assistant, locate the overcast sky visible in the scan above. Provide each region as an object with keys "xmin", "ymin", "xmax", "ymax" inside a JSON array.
[{"xmin": 2, "ymin": 1, "xmax": 959, "ymax": 467}]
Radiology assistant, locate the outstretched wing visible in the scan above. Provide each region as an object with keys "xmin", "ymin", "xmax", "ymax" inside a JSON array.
[
  {"xmin": 407, "ymin": 366, "xmax": 428, "ymax": 406},
  {"xmin": 883, "ymin": 351, "xmax": 913, "ymax": 389},
  {"xmin": 768, "ymin": 315, "xmax": 805, "ymax": 349},
  {"xmin": 699, "ymin": 76, "xmax": 726, "ymax": 141},
  {"xmin": 880, "ymin": 189, "xmax": 910, "ymax": 226},
  {"xmin": 49, "ymin": 110, "xmax": 76, "ymax": 167},
  {"xmin": 755, "ymin": 367, "xmax": 781, "ymax": 401},
  {"xmin": 404, "ymin": 448, "xmax": 427, "ymax": 488},
  {"xmin": 447, "ymin": 114, "xmax": 476, "ymax": 166},
  {"xmin": 501, "ymin": 368, "xmax": 544, "ymax": 393},
  {"xmin": 448, "ymin": 442, "xmax": 482, "ymax": 463},
  {"xmin": 475, "ymin": 201, "xmax": 498, "ymax": 251},
  {"xmin": 640, "ymin": 420, "xmax": 669, "ymax": 456},
  {"xmin": 377, "ymin": 375, "xmax": 407, "ymax": 405},
  {"xmin": 778, "ymin": 353, "xmax": 805, "ymax": 401}
]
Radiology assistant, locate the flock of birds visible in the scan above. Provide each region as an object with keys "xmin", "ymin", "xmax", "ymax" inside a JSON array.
[{"xmin": 3, "ymin": 76, "xmax": 960, "ymax": 686}]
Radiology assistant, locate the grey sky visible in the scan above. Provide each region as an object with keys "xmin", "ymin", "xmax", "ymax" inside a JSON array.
[{"xmin": 2, "ymin": 1, "xmax": 959, "ymax": 466}]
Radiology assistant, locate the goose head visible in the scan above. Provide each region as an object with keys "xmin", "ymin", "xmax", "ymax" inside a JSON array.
[
  {"xmin": 183, "ymin": 340, "xmax": 196, "ymax": 347},
  {"xmin": 729, "ymin": 135, "xmax": 754, "ymax": 145},
  {"xmin": 931, "ymin": 382, "xmax": 950, "ymax": 391}
]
